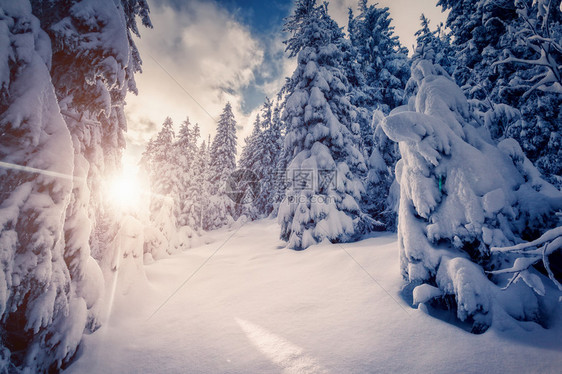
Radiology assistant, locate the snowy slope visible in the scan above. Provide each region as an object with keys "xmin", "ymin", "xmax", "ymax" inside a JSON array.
[{"xmin": 67, "ymin": 219, "xmax": 562, "ymax": 374}]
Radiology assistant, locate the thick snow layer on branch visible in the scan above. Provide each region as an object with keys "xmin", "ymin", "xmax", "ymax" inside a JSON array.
[
  {"xmin": 383, "ymin": 58, "xmax": 562, "ymax": 332},
  {"xmin": 278, "ymin": 2, "xmax": 367, "ymax": 249},
  {"xmin": 0, "ymin": 1, "xmax": 97, "ymax": 371}
]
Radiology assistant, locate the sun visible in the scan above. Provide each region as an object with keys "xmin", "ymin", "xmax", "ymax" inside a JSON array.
[{"xmin": 106, "ymin": 167, "xmax": 144, "ymax": 211}]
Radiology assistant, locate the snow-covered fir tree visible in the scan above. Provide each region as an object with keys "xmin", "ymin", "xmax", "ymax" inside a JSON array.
[
  {"xmin": 207, "ymin": 102, "xmax": 238, "ymax": 230},
  {"xmin": 0, "ymin": 0, "xmax": 150, "ymax": 371},
  {"xmin": 140, "ymin": 116, "xmax": 206, "ymax": 256},
  {"xmin": 256, "ymin": 100, "xmax": 285, "ymax": 217},
  {"xmin": 193, "ymin": 138, "xmax": 210, "ymax": 231},
  {"xmin": 412, "ymin": 14, "xmax": 454, "ymax": 77},
  {"xmin": 173, "ymin": 118, "xmax": 201, "ymax": 231},
  {"xmin": 141, "ymin": 117, "xmax": 177, "ymax": 257},
  {"xmin": 143, "ymin": 117, "xmax": 176, "ymax": 202},
  {"xmin": 361, "ymin": 110, "xmax": 399, "ymax": 230},
  {"xmin": 341, "ymin": 10, "xmax": 372, "ymax": 157},
  {"xmin": 436, "ymin": 0, "xmax": 502, "ymax": 90},
  {"xmin": 238, "ymin": 114, "xmax": 263, "ymax": 220},
  {"xmin": 403, "ymin": 14, "xmax": 456, "ymax": 104},
  {"xmin": 31, "ymin": 0, "xmax": 152, "ymax": 330},
  {"xmin": 344, "ymin": 0, "xmax": 410, "ymax": 230},
  {"xmin": 382, "ymin": 57, "xmax": 562, "ymax": 333},
  {"xmin": 239, "ymin": 114, "xmax": 261, "ymax": 168},
  {"xmin": 239, "ymin": 98, "xmax": 284, "ymax": 219},
  {"xmin": 30, "ymin": 0, "xmax": 152, "ymax": 267},
  {"xmin": 198, "ymin": 138, "xmax": 214, "ymax": 231},
  {"xmin": 0, "ymin": 2, "xmax": 92, "ymax": 371},
  {"xmin": 493, "ymin": 0, "xmax": 562, "ymax": 187},
  {"xmin": 278, "ymin": 0, "xmax": 368, "ymax": 249},
  {"xmin": 437, "ymin": 0, "xmax": 561, "ymax": 187},
  {"xmin": 210, "ymin": 103, "xmax": 238, "ymax": 193},
  {"xmin": 272, "ymin": 103, "xmax": 292, "ymax": 217},
  {"xmin": 348, "ymin": 0, "xmax": 410, "ymax": 115}
]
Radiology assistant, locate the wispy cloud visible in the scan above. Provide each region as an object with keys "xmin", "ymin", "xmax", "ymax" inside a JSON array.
[
  {"xmin": 125, "ymin": 0, "xmax": 265, "ymax": 158},
  {"xmin": 124, "ymin": 0, "xmax": 447, "ymax": 164}
]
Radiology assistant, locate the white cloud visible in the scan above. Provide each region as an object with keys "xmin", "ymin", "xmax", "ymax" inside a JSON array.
[
  {"xmin": 125, "ymin": 0, "xmax": 448, "ymax": 164},
  {"xmin": 258, "ymin": 34, "xmax": 297, "ymax": 100},
  {"xmin": 125, "ymin": 0, "xmax": 265, "ymax": 160}
]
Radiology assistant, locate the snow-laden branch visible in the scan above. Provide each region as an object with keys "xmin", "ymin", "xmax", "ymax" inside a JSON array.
[
  {"xmin": 489, "ymin": 225, "xmax": 562, "ymax": 296},
  {"xmin": 493, "ymin": 0, "xmax": 562, "ymax": 97},
  {"xmin": 491, "ymin": 226, "xmax": 562, "ymax": 253}
]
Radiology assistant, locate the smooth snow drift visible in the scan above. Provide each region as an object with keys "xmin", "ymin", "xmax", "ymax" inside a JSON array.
[{"xmin": 67, "ymin": 220, "xmax": 562, "ymax": 374}]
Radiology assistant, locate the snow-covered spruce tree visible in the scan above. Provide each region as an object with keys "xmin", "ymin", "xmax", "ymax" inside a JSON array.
[
  {"xmin": 172, "ymin": 118, "xmax": 201, "ymax": 241},
  {"xmin": 207, "ymin": 102, "xmax": 238, "ymax": 230},
  {"xmin": 361, "ymin": 110, "xmax": 399, "ymax": 230},
  {"xmin": 239, "ymin": 98, "xmax": 284, "ymax": 219},
  {"xmin": 403, "ymin": 15, "xmax": 457, "ymax": 106},
  {"xmin": 173, "ymin": 118, "xmax": 195, "ymax": 226},
  {"xmin": 0, "ymin": 2, "xmax": 100, "ymax": 371},
  {"xmin": 342, "ymin": 9, "xmax": 372, "ymax": 158},
  {"xmin": 493, "ymin": 0, "xmax": 562, "ymax": 187},
  {"xmin": 238, "ymin": 114, "xmax": 262, "ymax": 220},
  {"xmin": 141, "ymin": 118, "xmax": 177, "ymax": 258},
  {"xmin": 239, "ymin": 114, "xmax": 262, "ymax": 172},
  {"xmin": 371, "ymin": 27, "xmax": 453, "ymax": 232},
  {"xmin": 435, "ymin": 0, "xmax": 523, "ymax": 138},
  {"xmin": 278, "ymin": 0, "xmax": 368, "ymax": 249},
  {"xmin": 412, "ymin": 14, "xmax": 454, "ymax": 78},
  {"xmin": 436, "ymin": 0, "xmax": 515, "ymax": 95},
  {"xmin": 192, "ymin": 137, "xmax": 209, "ymax": 233},
  {"xmin": 271, "ymin": 103, "xmax": 291, "ymax": 217},
  {"xmin": 144, "ymin": 117, "xmax": 176, "ymax": 206},
  {"xmin": 182, "ymin": 121, "xmax": 202, "ymax": 231},
  {"xmin": 437, "ymin": 0, "xmax": 561, "ymax": 187},
  {"xmin": 344, "ymin": 0, "xmax": 410, "ymax": 231},
  {"xmin": 364, "ymin": 12, "xmax": 456, "ymax": 231},
  {"xmin": 256, "ymin": 99, "xmax": 285, "ymax": 217},
  {"xmin": 198, "ymin": 138, "xmax": 212, "ymax": 231},
  {"xmin": 348, "ymin": 0, "xmax": 409, "ymax": 115},
  {"xmin": 382, "ymin": 57, "xmax": 562, "ymax": 332},
  {"xmin": 30, "ymin": 0, "xmax": 152, "ymax": 274}
]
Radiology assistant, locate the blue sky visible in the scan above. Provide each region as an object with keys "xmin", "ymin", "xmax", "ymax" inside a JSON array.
[
  {"xmin": 213, "ymin": 0, "xmax": 293, "ymax": 112},
  {"xmin": 124, "ymin": 0, "xmax": 446, "ymax": 166},
  {"xmin": 217, "ymin": 0, "xmax": 292, "ymax": 34},
  {"xmin": 213, "ymin": 0, "xmax": 315, "ymax": 115},
  {"xmin": 155, "ymin": 0, "xmax": 292, "ymax": 35}
]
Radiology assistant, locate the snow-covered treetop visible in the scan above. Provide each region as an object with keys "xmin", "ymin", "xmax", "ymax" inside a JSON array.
[
  {"xmin": 31, "ymin": 0, "xmax": 152, "ymax": 113},
  {"xmin": 283, "ymin": 0, "xmax": 344, "ymax": 59},
  {"xmin": 210, "ymin": 102, "xmax": 238, "ymax": 182},
  {"xmin": 347, "ymin": 0, "xmax": 409, "ymax": 113}
]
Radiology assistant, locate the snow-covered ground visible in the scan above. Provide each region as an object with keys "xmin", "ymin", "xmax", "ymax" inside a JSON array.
[{"xmin": 67, "ymin": 219, "xmax": 562, "ymax": 374}]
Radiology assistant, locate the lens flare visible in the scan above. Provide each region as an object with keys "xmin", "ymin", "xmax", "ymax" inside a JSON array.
[{"xmin": 107, "ymin": 172, "xmax": 143, "ymax": 210}]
